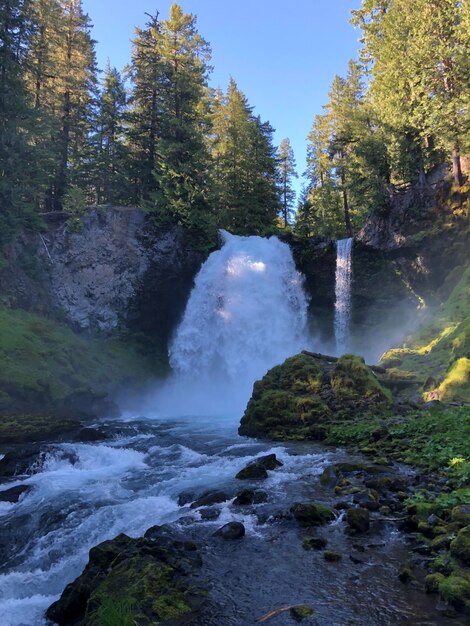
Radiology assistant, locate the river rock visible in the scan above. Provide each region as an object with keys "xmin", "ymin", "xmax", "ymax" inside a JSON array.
[
  {"xmin": 346, "ymin": 507, "xmax": 370, "ymax": 534},
  {"xmin": 235, "ymin": 454, "xmax": 282, "ymax": 480},
  {"xmin": 74, "ymin": 427, "xmax": 108, "ymax": 442},
  {"xmin": 46, "ymin": 529, "xmax": 205, "ymax": 626},
  {"xmin": 0, "ymin": 484, "xmax": 31, "ymax": 502},
  {"xmin": 199, "ymin": 507, "xmax": 221, "ymax": 521},
  {"xmin": 291, "ymin": 502, "xmax": 335, "ymax": 527},
  {"xmin": 233, "ymin": 489, "xmax": 268, "ymax": 506},
  {"xmin": 0, "ymin": 448, "xmax": 41, "ymax": 477},
  {"xmin": 190, "ymin": 490, "xmax": 229, "ymax": 509},
  {"xmin": 213, "ymin": 521, "xmax": 245, "ymax": 540}
]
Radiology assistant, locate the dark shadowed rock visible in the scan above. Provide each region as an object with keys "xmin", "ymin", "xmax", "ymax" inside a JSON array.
[
  {"xmin": 233, "ymin": 489, "xmax": 268, "ymax": 506},
  {"xmin": 190, "ymin": 490, "xmax": 229, "ymax": 509},
  {"xmin": 0, "ymin": 448, "xmax": 41, "ymax": 477},
  {"xmin": 346, "ymin": 507, "xmax": 370, "ymax": 534},
  {"xmin": 74, "ymin": 427, "xmax": 108, "ymax": 442},
  {"xmin": 0, "ymin": 484, "xmax": 32, "ymax": 502},
  {"xmin": 213, "ymin": 521, "xmax": 245, "ymax": 540}
]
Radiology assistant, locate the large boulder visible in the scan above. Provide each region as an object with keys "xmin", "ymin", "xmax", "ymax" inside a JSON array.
[
  {"xmin": 239, "ymin": 353, "xmax": 392, "ymax": 440},
  {"xmin": 46, "ymin": 528, "xmax": 206, "ymax": 626}
]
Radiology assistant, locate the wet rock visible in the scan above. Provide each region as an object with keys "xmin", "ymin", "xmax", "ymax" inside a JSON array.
[
  {"xmin": 353, "ymin": 489, "xmax": 380, "ymax": 512},
  {"xmin": 398, "ymin": 565, "xmax": 414, "ymax": 583},
  {"xmin": 190, "ymin": 490, "xmax": 229, "ymax": 509},
  {"xmin": 320, "ymin": 465, "xmax": 337, "ymax": 487},
  {"xmin": 233, "ymin": 489, "xmax": 268, "ymax": 506},
  {"xmin": 199, "ymin": 507, "xmax": 221, "ymax": 521},
  {"xmin": 46, "ymin": 529, "xmax": 205, "ymax": 626},
  {"xmin": 74, "ymin": 427, "xmax": 108, "ymax": 442},
  {"xmin": 235, "ymin": 454, "xmax": 282, "ymax": 480},
  {"xmin": 290, "ymin": 605, "xmax": 315, "ymax": 621},
  {"xmin": 291, "ymin": 502, "xmax": 335, "ymax": 527},
  {"xmin": 255, "ymin": 454, "xmax": 283, "ymax": 470},
  {"xmin": 0, "ymin": 484, "xmax": 31, "ymax": 502},
  {"xmin": 177, "ymin": 491, "xmax": 195, "ymax": 506},
  {"xmin": 213, "ymin": 521, "xmax": 245, "ymax": 540},
  {"xmin": 450, "ymin": 526, "xmax": 470, "ymax": 565},
  {"xmin": 0, "ymin": 447, "xmax": 41, "ymax": 476},
  {"xmin": 346, "ymin": 507, "xmax": 370, "ymax": 534},
  {"xmin": 303, "ymin": 536, "xmax": 327, "ymax": 550},
  {"xmin": 236, "ymin": 463, "xmax": 268, "ymax": 481},
  {"xmin": 334, "ymin": 501, "xmax": 351, "ymax": 510},
  {"xmin": 323, "ymin": 550, "xmax": 342, "ymax": 562}
]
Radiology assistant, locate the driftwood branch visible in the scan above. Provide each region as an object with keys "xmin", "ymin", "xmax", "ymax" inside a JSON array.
[{"xmin": 256, "ymin": 605, "xmax": 305, "ymax": 623}]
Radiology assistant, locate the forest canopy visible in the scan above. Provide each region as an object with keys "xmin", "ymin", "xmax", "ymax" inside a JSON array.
[{"xmin": 0, "ymin": 0, "xmax": 468, "ymax": 252}]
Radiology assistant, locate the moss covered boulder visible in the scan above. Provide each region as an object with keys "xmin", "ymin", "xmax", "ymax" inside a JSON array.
[
  {"xmin": 46, "ymin": 528, "xmax": 206, "ymax": 626},
  {"xmin": 239, "ymin": 353, "xmax": 392, "ymax": 440}
]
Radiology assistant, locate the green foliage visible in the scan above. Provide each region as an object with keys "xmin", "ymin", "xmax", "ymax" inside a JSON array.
[
  {"xmin": 92, "ymin": 596, "xmax": 137, "ymax": 626},
  {"xmin": 381, "ymin": 265, "xmax": 470, "ymax": 402},
  {"xmin": 0, "ymin": 307, "xmax": 166, "ymax": 412},
  {"xmin": 277, "ymin": 137, "xmax": 298, "ymax": 227}
]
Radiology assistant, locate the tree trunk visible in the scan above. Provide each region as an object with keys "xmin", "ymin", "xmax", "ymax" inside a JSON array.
[{"xmin": 452, "ymin": 143, "xmax": 463, "ymax": 187}]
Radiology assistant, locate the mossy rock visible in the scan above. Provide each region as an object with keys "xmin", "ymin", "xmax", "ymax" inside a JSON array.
[
  {"xmin": 291, "ymin": 502, "xmax": 335, "ymax": 527},
  {"xmin": 438, "ymin": 575, "xmax": 470, "ymax": 608},
  {"xmin": 0, "ymin": 413, "xmax": 80, "ymax": 444},
  {"xmin": 239, "ymin": 353, "xmax": 392, "ymax": 440},
  {"xmin": 323, "ymin": 550, "xmax": 342, "ymax": 562},
  {"xmin": 450, "ymin": 526, "xmax": 470, "ymax": 565},
  {"xmin": 46, "ymin": 530, "xmax": 206, "ymax": 626}
]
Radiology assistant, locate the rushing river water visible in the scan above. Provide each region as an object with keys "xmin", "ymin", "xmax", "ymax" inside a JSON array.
[{"xmin": 0, "ymin": 413, "xmax": 466, "ymax": 626}]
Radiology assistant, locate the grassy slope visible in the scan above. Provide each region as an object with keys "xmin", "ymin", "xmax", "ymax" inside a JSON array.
[
  {"xmin": 380, "ymin": 264, "xmax": 470, "ymax": 402},
  {"xmin": 0, "ymin": 307, "xmax": 167, "ymax": 412}
]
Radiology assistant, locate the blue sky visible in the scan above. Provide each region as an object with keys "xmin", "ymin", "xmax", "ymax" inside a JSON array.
[{"xmin": 82, "ymin": 1, "xmax": 361, "ymax": 198}]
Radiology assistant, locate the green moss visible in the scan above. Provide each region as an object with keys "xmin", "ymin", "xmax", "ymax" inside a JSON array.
[
  {"xmin": 380, "ymin": 265, "xmax": 470, "ymax": 402},
  {"xmin": 239, "ymin": 353, "xmax": 392, "ymax": 440},
  {"xmin": 0, "ymin": 413, "xmax": 80, "ymax": 444},
  {"xmin": 438, "ymin": 575, "xmax": 470, "ymax": 608},
  {"xmin": 450, "ymin": 527, "xmax": 470, "ymax": 565},
  {"xmin": 425, "ymin": 573, "xmax": 445, "ymax": 593},
  {"xmin": 323, "ymin": 550, "xmax": 342, "ymax": 562},
  {"xmin": 0, "ymin": 307, "xmax": 167, "ymax": 413},
  {"xmin": 330, "ymin": 354, "xmax": 392, "ymax": 407}
]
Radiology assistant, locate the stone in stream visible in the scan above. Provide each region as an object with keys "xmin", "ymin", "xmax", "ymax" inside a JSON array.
[
  {"xmin": 346, "ymin": 507, "xmax": 370, "ymax": 534},
  {"xmin": 235, "ymin": 453, "xmax": 283, "ymax": 481},
  {"xmin": 0, "ymin": 484, "xmax": 31, "ymax": 502},
  {"xmin": 233, "ymin": 489, "xmax": 268, "ymax": 506},
  {"xmin": 291, "ymin": 502, "xmax": 335, "ymax": 527},
  {"xmin": 213, "ymin": 521, "xmax": 245, "ymax": 540},
  {"xmin": 74, "ymin": 427, "xmax": 108, "ymax": 442},
  {"xmin": 199, "ymin": 507, "xmax": 220, "ymax": 521},
  {"xmin": 189, "ymin": 490, "xmax": 229, "ymax": 509},
  {"xmin": 290, "ymin": 605, "xmax": 315, "ymax": 621},
  {"xmin": 303, "ymin": 536, "xmax": 328, "ymax": 551},
  {"xmin": 0, "ymin": 448, "xmax": 41, "ymax": 477}
]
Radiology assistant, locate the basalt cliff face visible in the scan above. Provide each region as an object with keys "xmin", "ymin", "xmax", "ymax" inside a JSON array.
[{"xmin": 1, "ymin": 207, "xmax": 203, "ymax": 339}]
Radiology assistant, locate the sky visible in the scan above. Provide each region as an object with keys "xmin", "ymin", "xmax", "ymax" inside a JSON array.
[{"xmin": 82, "ymin": 0, "xmax": 361, "ymax": 199}]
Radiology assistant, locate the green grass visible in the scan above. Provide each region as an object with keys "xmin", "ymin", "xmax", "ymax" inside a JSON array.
[
  {"xmin": 381, "ymin": 265, "xmax": 470, "ymax": 402},
  {"xmin": 0, "ymin": 307, "xmax": 168, "ymax": 412}
]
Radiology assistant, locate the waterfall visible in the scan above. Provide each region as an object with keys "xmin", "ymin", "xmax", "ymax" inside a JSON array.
[
  {"xmin": 158, "ymin": 231, "xmax": 310, "ymax": 415},
  {"xmin": 334, "ymin": 237, "xmax": 353, "ymax": 355}
]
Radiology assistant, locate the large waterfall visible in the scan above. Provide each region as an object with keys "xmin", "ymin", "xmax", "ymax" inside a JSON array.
[
  {"xmin": 157, "ymin": 231, "xmax": 310, "ymax": 415},
  {"xmin": 334, "ymin": 237, "xmax": 353, "ymax": 355}
]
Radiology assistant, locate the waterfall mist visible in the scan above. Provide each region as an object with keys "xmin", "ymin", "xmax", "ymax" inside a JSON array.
[
  {"xmin": 146, "ymin": 231, "xmax": 311, "ymax": 416},
  {"xmin": 334, "ymin": 237, "xmax": 353, "ymax": 355}
]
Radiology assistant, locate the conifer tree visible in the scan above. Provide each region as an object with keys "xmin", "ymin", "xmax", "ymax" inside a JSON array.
[
  {"xmin": 0, "ymin": 0, "xmax": 38, "ymax": 250},
  {"xmin": 277, "ymin": 138, "xmax": 297, "ymax": 227},
  {"xmin": 92, "ymin": 64, "xmax": 129, "ymax": 204}
]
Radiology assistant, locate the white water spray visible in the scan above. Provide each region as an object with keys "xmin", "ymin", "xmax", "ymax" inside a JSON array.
[
  {"xmin": 334, "ymin": 237, "xmax": 353, "ymax": 355},
  {"xmin": 157, "ymin": 231, "xmax": 310, "ymax": 415}
]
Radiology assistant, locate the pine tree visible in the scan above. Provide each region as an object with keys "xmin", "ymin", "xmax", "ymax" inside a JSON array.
[
  {"xmin": 0, "ymin": 0, "xmax": 39, "ymax": 251},
  {"xmin": 151, "ymin": 3, "xmax": 212, "ymax": 229},
  {"xmin": 126, "ymin": 12, "xmax": 165, "ymax": 204},
  {"xmin": 208, "ymin": 78, "xmax": 279, "ymax": 234},
  {"xmin": 277, "ymin": 138, "xmax": 297, "ymax": 227},
  {"xmin": 92, "ymin": 63, "xmax": 129, "ymax": 204}
]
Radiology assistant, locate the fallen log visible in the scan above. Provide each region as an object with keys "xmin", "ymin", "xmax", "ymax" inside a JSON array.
[{"xmin": 301, "ymin": 350, "xmax": 387, "ymax": 374}]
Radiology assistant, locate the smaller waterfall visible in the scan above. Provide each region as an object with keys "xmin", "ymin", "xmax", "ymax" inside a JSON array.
[{"xmin": 334, "ymin": 237, "xmax": 353, "ymax": 355}]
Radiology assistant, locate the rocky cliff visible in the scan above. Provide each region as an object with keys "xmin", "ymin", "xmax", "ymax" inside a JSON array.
[{"xmin": 1, "ymin": 207, "xmax": 203, "ymax": 339}]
